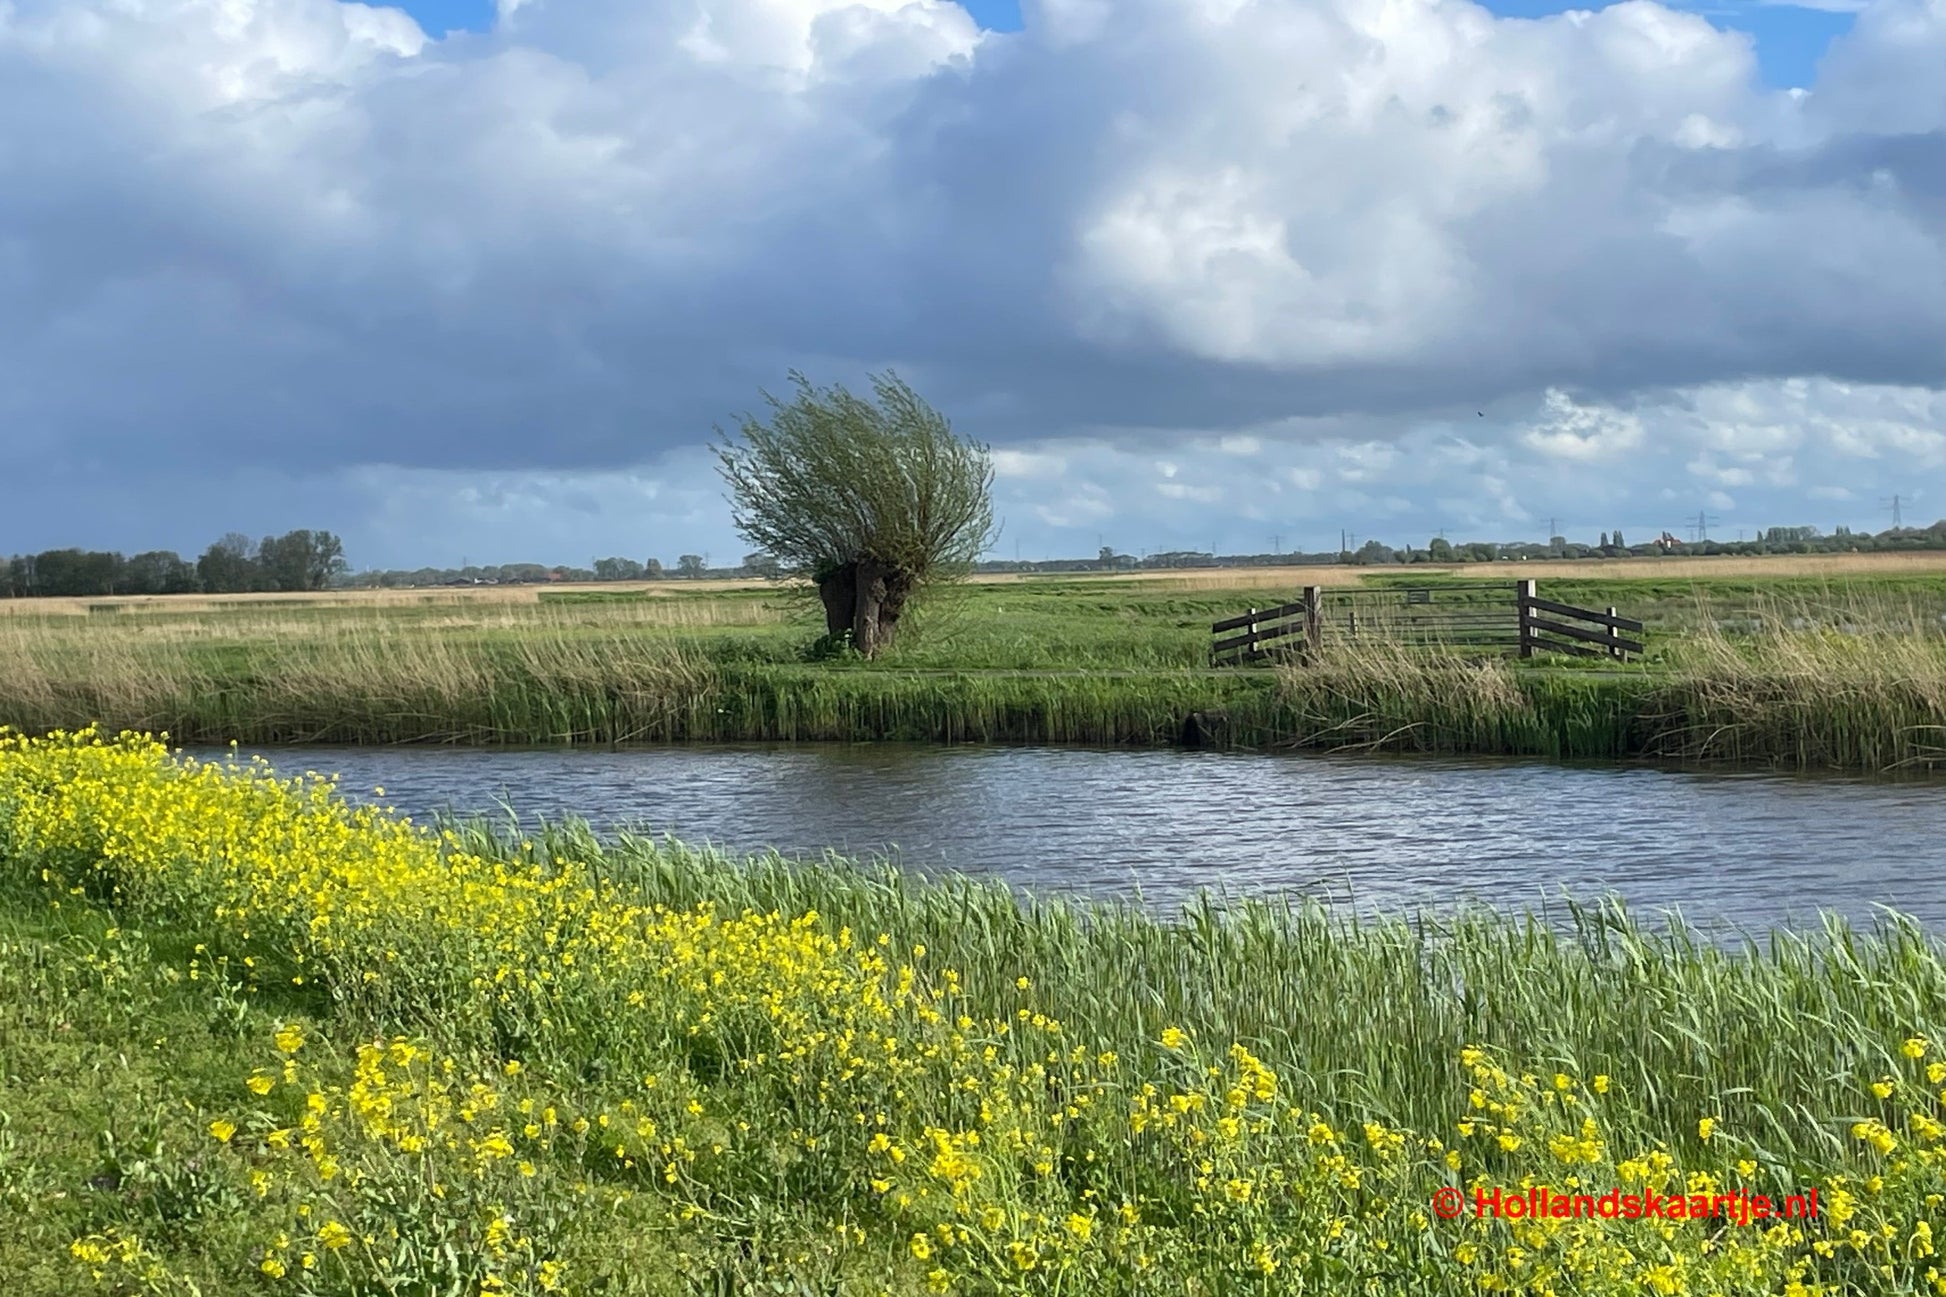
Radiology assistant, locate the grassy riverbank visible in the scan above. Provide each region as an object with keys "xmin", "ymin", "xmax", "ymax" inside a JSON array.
[
  {"xmin": 4, "ymin": 565, "xmax": 1946, "ymax": 767},
  {"xmin": 2, "ymin": 730, "xmax": 1943, "ymax": 1295}
]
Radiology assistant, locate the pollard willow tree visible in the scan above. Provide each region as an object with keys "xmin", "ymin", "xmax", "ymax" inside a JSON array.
[{"xmin": 714, "ymin": 371, "xmax": 995, "ymax": 658}]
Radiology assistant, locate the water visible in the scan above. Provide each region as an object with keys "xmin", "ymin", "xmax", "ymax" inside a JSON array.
[{"xmin": 204, "ymin": 744, "xmax": 1946, "ymax": 933}]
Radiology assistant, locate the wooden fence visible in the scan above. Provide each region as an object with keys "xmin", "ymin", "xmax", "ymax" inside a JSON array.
[{"xmin": 1210, "ymin": 580, "xmax": 1644, "ymax": 666}]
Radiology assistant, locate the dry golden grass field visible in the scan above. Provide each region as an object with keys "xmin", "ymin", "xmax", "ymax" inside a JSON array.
[{"xmin": 1002, "ymin": 550, "xmax": 1946, "ymax": 591}]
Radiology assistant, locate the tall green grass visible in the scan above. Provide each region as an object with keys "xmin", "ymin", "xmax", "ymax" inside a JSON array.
[{"xmin": 446, "ymin": 814, "xmax": 1946, "ymax": 1172}]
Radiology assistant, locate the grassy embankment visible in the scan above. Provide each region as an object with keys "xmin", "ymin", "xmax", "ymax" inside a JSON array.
[
  {"xmin": 2, "ymin": 730, "xmax": 1943, "ymax": 1295},
  {"xmin": 3, "ymin": 556, "xmax": 1946, "ymax": 767}
]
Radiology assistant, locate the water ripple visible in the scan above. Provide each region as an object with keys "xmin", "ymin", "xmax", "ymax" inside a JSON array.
[{"xmin": 204, "ymin": 745, "xmax": 1946, "ymax": 933}]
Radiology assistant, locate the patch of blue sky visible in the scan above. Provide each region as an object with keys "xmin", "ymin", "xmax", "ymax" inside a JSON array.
[
  {"xmin": 1483, "ymin": 0, "xmax": 1855, "ymax": 90},
  {"xmin": 388, "ymin": 0, "xmax": 1845, "ymax": 91},
  {"xmin": 391, "ymin": 0, "xmax": 1022, "ymax": 35}
]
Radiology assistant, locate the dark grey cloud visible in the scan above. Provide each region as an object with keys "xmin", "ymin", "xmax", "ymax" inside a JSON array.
[{"xmin": 3, "ymin": 0, "xmax": 1946, "ymax": 565}]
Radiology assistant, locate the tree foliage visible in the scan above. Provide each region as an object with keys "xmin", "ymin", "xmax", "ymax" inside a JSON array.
[
  {"xmin": 0, "ymin": 529, "xmax": 343, "ymax": 598},
  {"xmin": 714, "ymin": 371, "xmax": 994, "ymax": 656},
  {"xmin": 593, "ymin": 556, "xmax": 645, "ymax": 582},
  {"xmin": 256, "ymin": 529, "xmax": 346, "ymax": 592}
]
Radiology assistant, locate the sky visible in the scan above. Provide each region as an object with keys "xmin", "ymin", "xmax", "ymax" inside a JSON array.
[{"xmin": 5, "ymin": 0, "xmax": 1945, "ymax": 571}]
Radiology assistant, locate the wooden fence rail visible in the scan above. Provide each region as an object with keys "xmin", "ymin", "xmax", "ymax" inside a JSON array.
[
  {"xmin": 1210, "ymin": 580, "xmax": 1642, "ymax": 665},
  {"xmin": 1208, "ymin": 593, "xmax": 1319, "ymax": 661},
  {"xmin": 1515, "ymin": 579, "xmax": 1643, "ymax": 660}
]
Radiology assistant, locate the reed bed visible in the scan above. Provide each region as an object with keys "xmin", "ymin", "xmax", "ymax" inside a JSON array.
[
  {"xmin": 0, "ymin": 617, "xmax": 722, "ymax": 744},
  {"xmin": 1273, "ymin": 642, "xmax": 1602, "ymax": 758},
  {"xmin": 2, "ymin": 733, "xmax": 1942, "ymax": 1294},
  {"xmin": 1270, "ymin": 608, "xmax": 1946, "ymax": 769},
  {"xmin": 1646, "ymin": 621, "xmax": 1946, "ymax": 768}
]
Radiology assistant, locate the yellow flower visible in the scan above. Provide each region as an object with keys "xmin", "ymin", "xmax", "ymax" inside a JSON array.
[
  {"xmin": 1592, "ymin": 1074, "xmax": 1610, "ymax": 1094},
  {"xmin": 209, "ymin": 1119, "xmax": 238, "ymax": 1143},
  {"xmin": 1852, "ymin": 1121, "xmax": 1898, "ymax": 1155},
  {"xmin": 274, "ymin": 1024, "xmax": 305, "ymax": 1055},
  {"xmin": 1160, "ymin": 1027, "xmax": 1188, "ymax": 1051},
  {"xmin": 1697, "ymin": 1117, "xmax": 1716, "ymax": 1141},
  {"xmin": 317, "ymin": 1221, "xmax": 352, "ymax": 1251},
  {"xmin": 910, "ymin": 1234, "xmax": 933, "ymax": 1261},
  {"xmin": 1904, "ymin": 1037, "xmax": 1929, "ymax": 1059}
]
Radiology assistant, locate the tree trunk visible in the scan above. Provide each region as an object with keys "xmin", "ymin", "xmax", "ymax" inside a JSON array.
[
  {"xmin": 851, "ymin": 558, "xmax": 889, "ymax": 658},
  {"xmin": 879, "ymin": 572, "xmax": 912, "ymax": 644},
  {"xmin": 815, "ymin": 560, "xmax": 913, "ymax": 658},
  {"xmin": 818, "ymin": 564, "xmax": 857, "ymax": 639}
]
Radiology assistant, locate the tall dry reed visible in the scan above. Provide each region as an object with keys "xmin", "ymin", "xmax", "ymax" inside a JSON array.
[
  {"xmin": 1648, "ymin": 615, "xmax": 1946, "ymax": 767},
  {"xmin": 0, "ymin": 615, "xmax": 719, "ymax": 744}
]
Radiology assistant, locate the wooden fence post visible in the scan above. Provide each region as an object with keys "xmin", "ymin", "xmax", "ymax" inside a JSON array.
[
  {"xmin": 1606, "ymin": 606, "xmax": 1621, "ymax": 660},
  {"xmin": 1303, "ymin": 586, "xmax": 1322, "ymax": 660},
  {"xmin": 1245, "ymin": 607, "xmax": 1258, "ymax": 662},
  {"xmin": 1517, "ymin": 579, "xmax": 1537, "ymax": 658}
]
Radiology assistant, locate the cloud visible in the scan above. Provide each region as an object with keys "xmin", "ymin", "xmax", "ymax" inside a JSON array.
[
  {"xmin": 1520, "ymin": 390, "xmax": 1648, "ymax": 463},
  {"xmin": 2, "ymin": 0, "xmax": 1946, "ymax": 565}
]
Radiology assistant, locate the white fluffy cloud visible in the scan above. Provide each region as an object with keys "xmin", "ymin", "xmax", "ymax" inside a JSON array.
[{"xmin": 3, "ymin": 0, "xmax": 1946, "ymax": 564}]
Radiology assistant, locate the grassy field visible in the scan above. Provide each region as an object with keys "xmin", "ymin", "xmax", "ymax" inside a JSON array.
[
  {"xmin": 3, "ymin": 557, "xmax": 1946, "ymax": 766},
  {"xmin": 2, "ymin": 730, "xmax": 1943, "ymax": 1295}
]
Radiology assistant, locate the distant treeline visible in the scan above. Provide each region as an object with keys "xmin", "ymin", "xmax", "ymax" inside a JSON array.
[
  {"xmin": 981, "ymin": 521, "xmax": 1946, "ymax": 575},
  {"xmin": 341, "ymin": 553, "xmax": 776, "ymax": 588},
  {"xmin": 11, "ymin": 520, "xmax": 1946, "ymax": 598},
  {"xmin": 1, "ymin": 531, "xmax": 345, "ymax": 598}
]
